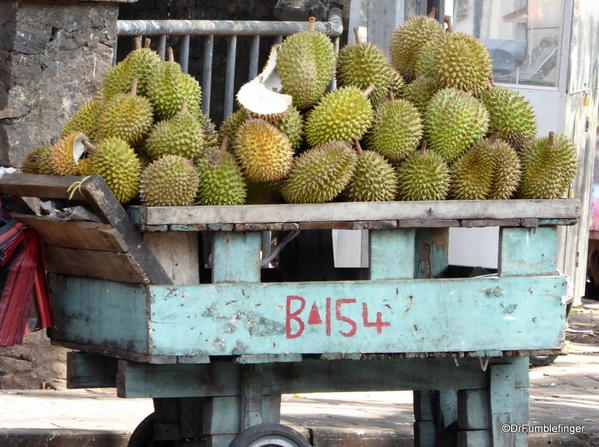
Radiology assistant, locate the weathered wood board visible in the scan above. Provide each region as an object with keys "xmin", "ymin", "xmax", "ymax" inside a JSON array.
[{"xmin": 49, "ymin": 274, "xmax": 566, "ymax": 362}]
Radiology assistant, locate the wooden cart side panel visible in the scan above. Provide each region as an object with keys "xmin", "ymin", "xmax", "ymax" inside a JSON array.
[{"xmin": 49, "ymin": 275, "xmax": 150, "ymax": 355}]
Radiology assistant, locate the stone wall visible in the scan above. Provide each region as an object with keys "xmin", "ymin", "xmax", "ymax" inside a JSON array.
[{"xmin": 0, "ymin": 0, "xmax": 124, "ymax": 168}]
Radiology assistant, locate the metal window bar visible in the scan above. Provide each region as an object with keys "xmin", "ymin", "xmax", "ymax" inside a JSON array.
[{"xmin": 116, "ymin": 8, "xmax": 343, "ymax": 119}]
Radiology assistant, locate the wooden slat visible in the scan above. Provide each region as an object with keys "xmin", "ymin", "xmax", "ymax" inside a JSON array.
[
  {"xmin": 132, "ymin": 199, "xmax": 580, "ymax": 228},
  {"xmin": 0, "ymin": 173, "xmax": 86, "ymax": 200},
  {"xmin": 13, "ymin": 214, "xmax": 128, "ymax": 252},
  {"xmin": 46, "ymin": 246, "xmax": 148, "ymax": 283},
  {"xmin": 67, "ymin": 352, "xmax": 117, "ymax": 389}
]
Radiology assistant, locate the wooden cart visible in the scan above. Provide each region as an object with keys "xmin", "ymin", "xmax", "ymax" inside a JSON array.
[{"xmin": 0, "ymin": 173, "xmax": 580, "ymax": 447}]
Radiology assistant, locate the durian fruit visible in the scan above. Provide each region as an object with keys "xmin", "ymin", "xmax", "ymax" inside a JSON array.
[
  {"xmin": 275, "ymin": 105, "xmax": 303, "ymax": 151},
  {"xmin": 246, "ymin": 181, "xmax": 283, "ymax": 204},
  {"xmin": 431, "ymin": 17, "xmax": 492, "ymax": 95},
  {"xmin": 277, "ymin": 17, "xmax": 336, "ymax": 109},
  {"xmin": 519, "ymin": 132, "xmax": 577, "ymax": 199},
  {"xmin": 450, "ymin": 137, "xmax": 521, "ymax": 200},
  {"xmin": 336, "ymin": 29, "xmax": 393, "ymax": 105},
  {"xmin": 21, "ymin": 146, "xmax": 54, "ymax": 175},
  {"xmin": 50, "ymin": 131, "xmax": 87, "ymax": 176},
  {"xmin": 196, "ymin": 137, "xmax": 246, "ymax": 206},
  {"xmin": 140, "ymin": 155, "xmax": 199, "ymax": 206},
  {"xmin": 345, "ymin": 141, "xmax": 398, "ymax": 202},
  {"xmin": 145, "ymin": 102, "xmax": 205, "ymax": 160},
  {"xmin": 305, "ymin": 86, "xmax": 374, "ymax": 147},
  {"xmin": 102, "ymin": 61, "xmax": 132, "ymax": 101},
  {"xmin": 84, "ymin": 138, "xmax": 141, "ymax": 203},
  {"xmin": 366, "ymin": 98, "xmax": 423, "ymax": 162},
  {"xmin": 414, "ymin": 39, "xmax": 440, "ymax": 79},
  {"xmin": 61, "ymin": 98, "xmax": 103, "ymax": 142},
  {"xmin": 425, "ymin": 88, "xmax": 489, "ymax": 162},
  {"xmin": 146, "ymin": 48, "xmax": 202, "ymax": 121},
  {"xmin": 397, "ymin": 142, "xmax": 450, "ymax": 201},
  {"xmin": 121, "ymin": 38, "xmax": 162, "ymax": 97},
  {"xmin": 390, "ymin": 12, "xmax": 444, "ymax": 80},
  {"xmin": 481, "ymin": 85, "xmax": 537, "ymax": 152},
  {"xmin": 77, "ymin": 157, "xmax": 95, "ymax": 177},
  {"xmin": 97, "ymin": 78, "xmax": 154, "ymax": 146},
  {"xmin": 389, "ymin": 68, "xmax": 406, "ymax": 98},
  {"xmin": 401, "ymin": 76, "xmax": 438, "ymax": 116},
  {"xmin": 281, "ymin": 141, "xmax": 357, "ymax": 203},
  {"xmin": 219, "ymin": 109, "xmax": 249, "ymax": 144},
  {"xmin": 233, "ymin": 119, "xmax": 293, "ymax": 182}
]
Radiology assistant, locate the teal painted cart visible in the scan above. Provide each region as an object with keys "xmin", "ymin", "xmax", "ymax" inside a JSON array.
[{"xmin": 0, "ymin": 174, "xmax": 580, "ymax": 447}]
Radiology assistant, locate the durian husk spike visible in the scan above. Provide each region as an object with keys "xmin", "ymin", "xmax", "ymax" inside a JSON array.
[
  {"xmin": 144, "ymin": 38, "xmax": 151, "ymax": 49},
  {"xmin": 220, "ymin": 135, "xmax": 230, "ymax": 152},
  {"xmin": 353, "ymin": 27, "xmax": 363, "ymax": 45},
  {"xmin": 130, "ymin": 77, "xmax": 139, "ymax": 96},
  {"xmin": 428, "ymin": 7, "xmax": 438, "ymax": 18},
  {"xmin": 548, "ymin": 131, "xmax": 556, "ymax": 146},
  {"xmin": 167, "ymin": 47, "xmax": 175, "ymax": 63},
  {"xmin": 354, "ymin": 139, "xmax": 364, "ymax": 155},
  {"xmin": 443, "ymin": 15, "xmax": 454, "ymax": 33},
  {"xmin": 363, "ymin": 84, "xmax": 376, "ymax": 96},
  {"xmin": 308, "ymin": 16, "xmax": 316, "ymax": 32},
  {"xmin": 134, "ymin": 36, "xmax": 142, "ymax": 50}
]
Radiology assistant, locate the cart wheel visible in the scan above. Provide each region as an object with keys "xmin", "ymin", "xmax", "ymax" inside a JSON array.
[
  {"xmin": 229, "ymin": 424, "xmax": 310, "ymax": 447},
  {"xmin": 128, "ymin": 412, "xmax": 156, "ymax": 447}
]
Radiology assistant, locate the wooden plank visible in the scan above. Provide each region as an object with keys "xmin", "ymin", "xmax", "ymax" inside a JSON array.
[
  {"xmin": 460, "ymin": 219, "xmax": 521, "ymax": 227},
  {"xmin": 45, "ymin": 246, "xmax": 149, "ymax": 283},
  {"xmin": 66, "ymin": 352, "xmax": 117, "ymax": 389},
  {"xmin": 118, "ymin": 357, "xmax": 497, "ymax": 398},
  {"xmin": 499, "ymin": 227, "xmax": 558, "ymax": 276},
  {"xmin": 13, "ymin": 214, "xmax": 128, "ymax": 252},
  {"xmin": 212, "ymin": 232, "xmax": 261, "ymax": 283},
  {"xmin": 399, "ymin": 219, "xmax": 460, "ymax": 228},
  {"xmin": 133, "ymin": 200, "xmax": 580, "ymax": 227},
  {"xmin": 458, "ymin": 390, "xmax": 490, "ymax": 430},
  {"xmin": 0, "ymin": 173, "xmax": 86, "ymax": 200},
  {"xmin": 415, "ymin": 229, "xmax": 448, "ymax": 279},
  {"xmin": 369, "ymin": 229, "xmax": 415, "ymax": 279},
  {"xmin": 240, "ymin": 364, "xmax": 263, "ymax": 430},
  {"xmin": 144, "ymin": 232, "xmax": 200, "ymax": 285},
  {"xmin": 457, "ymin": 430, "xmax": 492, "ymax": 447}
]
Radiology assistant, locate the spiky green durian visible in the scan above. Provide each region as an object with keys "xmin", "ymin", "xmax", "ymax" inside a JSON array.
[
  {"xmin": 401, "ymin": 76, "xmax": 438, "ymax": 116},
  {"xmin": 140, "ymin": 155, "xmax": 199, "ymax": 206},
  {"xmin": 275, "ymin": 106, "xmax": 303, "ymax": 150},
  {"xmin": 305, "ymin": 86, "xmax": 374, "ymax": 146},
  {"xmin": 122, "ymin": 44, "xmax": 162, "ymax": 97},
  {"xmin": 219, "ymin": 109, "xmax": 249, "ymax": 144},
  {"xmin": 246, "ymin": 181, "xmax": 283, "ymax": 204},
  {"xmin": 87, "ymin": 138, "xmax": 141, "ymax": 203},
  {"xmin": 146, "ymin": 50, "xmax": 202, "ymax": 121},
  {"xmin": 337, "ymin": 40, "xmax": 393, "ymax": 104},
  {"xmin": 389, "ymin": 68, "xmax": 406, "ymax": 98},
  {"xmin": 233, "ymin": 119, "xmax": 293, "ymax": 182},
  {"xmin": 277, "ymin": 20, "xmax": 336, "ymax": 109},
  {"xmin": 196, "ymin": 142, "xmax": 247, "ymax": 206},
  {"xmin": 97, "ymin": 81, "xmax": 153, "ymax": 145},
  {"xmin": 78, "ymin": 158, "xmax": 95, "ymax": 177},
  {"xmin": 414, "ymin": 39, "xmax": 440, "ymax": 79},
  {"xmin": 481, "ymin": 85, "xmax": 537, "ymax": 151},
  {"xmin": 282, "ymin": 141, "xmax": 357, "ymax": 203},
  {"xmin": 346, "ymin": 149, "xmax": 398, "ymax": 202},
  {"xmin": 102, "ymin": 61, "xmax": 132, "ymax": 101},
  {"xmin": 519, "ymin": 132, "xmax": 577, "ymax": 199},
  {"xmin": 61, "ymin": 99, "xmax": 102, "ymax": 142},
  {"xmin": 432, "ymin": 32, "xmax": 492, "ymax": 95},
  {"xmin": 145, "ymin": 105, "xmax": 205, "ymax": 160},
  {"xmin": 397, "ymin": 146, "xmax": 450, "ymax": 201},
  {"xmin": 390, "ymin": 15, "xmax": 444, "ymax": 80},
  {"xmin": 50, "ymin": 132, "xmax": 86, "ymax": 176},
  {"xmin": 450, "ymin": 137, "xmax": 520, "ymax": 200},
  {"xmin": 22, "ymin": 146, "xmax": 54, "ymax": 175},
  {"xmin": 366, "ymin": 98, "xmax": 423, "ymax": 162},
  {"xmin": 425, "ymin": 88, "xmax": 489, "ymax": 162}
]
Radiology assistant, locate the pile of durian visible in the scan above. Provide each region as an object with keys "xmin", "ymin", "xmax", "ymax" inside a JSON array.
[{"xmin": 22, "ymin": 13, "xmax": 578, "ymax": 207}]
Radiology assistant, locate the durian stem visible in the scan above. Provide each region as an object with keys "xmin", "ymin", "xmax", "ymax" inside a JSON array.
[
  {"xmin": 130, "ymin": 77, "xmax": 139, "ymax": 96},
  {"xmin": 363, "ymin": 84, "xmax": 375, "ymax": 97},
  {"xmin": 388, "ymin": 89, "xmax": 395, "ymax": 101},
  {"xmin": 428, "ymin": 7, "xmax": 437, "ymax": 18},
  {"xmin": 354, "ymin": 139, "xmax": 364, "ymax": 155},
  {"xmin": 308, "ymin": 16, "xmax": 316, "ymax": 32},
  {"xmin": 81, "ymin": 139, "xmax": 97, "ymax": 154},
  {"xmin": 489, "ymin": 134, "xmax": 500, "ymax": 144},
  {"xmin": 548, "ymin": 132, "xmax": 556, "ymax": 146},
  {"xmin": 419, "ymin": 140, "xmax": 428, "ymax": 153},
  {"xmin": 134, "ymin": 36, "xmax": 142, "ymax": 50},
  {"xmin": 180, "ymin": 100, "xmax": 188, "ymax": 114},
  {"xmin": 353, "ymin": 27, "xmax": 363, "ymax": 45},
  {"xmin": 144, "ymin": 38, "xmax": 152, "ymax": 49},
  {"xmin": 167, "ymin": 47, "xmax": 175, "ymax": 63},
  {"xmin": 220, "ymin": 135, "xmax": 230, "ymax": 153},
  {"xmin": 443, "ymin": 15, "xmax": 454, "ymax": 33}
]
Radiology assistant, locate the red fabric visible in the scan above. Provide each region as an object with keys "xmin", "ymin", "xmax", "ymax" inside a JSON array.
[{"xmin": 0, "ymin": 220, "xmax": 52, "ymax": 346}]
